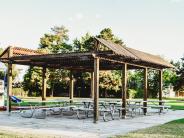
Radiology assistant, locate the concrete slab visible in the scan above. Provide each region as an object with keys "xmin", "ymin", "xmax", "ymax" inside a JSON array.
[{"xmin": 0, "ymin": 110, "xmax": 184, "ymax": 138}]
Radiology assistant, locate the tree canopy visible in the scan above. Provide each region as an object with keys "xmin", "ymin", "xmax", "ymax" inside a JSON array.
[
  {"xmin": 39, "ymin": 26, "xmax": 72, "ymax": 53},
  {"xmin": 172, "ymin": 57, "xmax": 184, "ymax": 92},
  {"xmin": 0, "ymin": 48, "xmax": 3, "ymax": 54},
  {"xmin": 21, "ymin": 26, "xmax": 182, "ymax": 98}
]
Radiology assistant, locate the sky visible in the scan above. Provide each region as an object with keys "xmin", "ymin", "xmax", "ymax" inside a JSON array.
[{"xmin": 0, "ymin": 0, "xmax": 184, "ymax": 62}]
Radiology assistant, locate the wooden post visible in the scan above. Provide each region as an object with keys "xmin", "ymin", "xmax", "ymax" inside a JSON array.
[
  {"xmin": 91, "ymin": 72, "xmax": 94, "ymax": 99},
  {"xmin": 42, "ymin": 67, "xmax": 47, "ymax": 101},
  {"xmin": 69, "ymin": 70, "xmax": 74, "ymax": 103},
  {"xmin": 94, "ymin": 57, "xmax": 99, "ymax": 123},
  {"xmin": 159, "ymin": 70, "xmax": 163, "ymax": 105},
  {"xmin": 7, "ymin": 47, "xmax": 13, "ymax": 114},
  {"xmin": 143, "ymin": 68, "xmax": 148, "ymax": 115},
  {"xmin": 122, "ymin": 63, "xmax": 127, "ymax": 118},
  {"xmin": 7, "ymin": 64, "xmax": 12, "ymax": 114}
]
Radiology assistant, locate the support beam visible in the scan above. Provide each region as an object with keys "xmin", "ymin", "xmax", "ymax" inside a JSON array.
[
  {"xmin": 7, "ymin": 47, "xmax": 13, "ymax": 114},
  {"xmin": 159, "ymin": 70, "xmax": 163, "ymax": 105},
  {"xmin": 69, "ymin": 70, "xmax": 74, "ymax": 102},
  {"xmin": 42, "ymin": 67, "xmax": 47, "ymax": 101},
  {"xmin": 94, "ymin": 57, "xmax": 99, "ymax": 123},
  {"xmin": 91, "ymin": 72, "xmax": 94, "ymax": 99},
  {"xmin": 7, "ymin": 63, "xmax": 12, "ymax": 114},
  {"xmin": 122, "ymin": 63, "xmax": 127, "ymax": 118},
  {"xmin": 143, "ymin": 68, "xmax": 148, "ymax": 115}
]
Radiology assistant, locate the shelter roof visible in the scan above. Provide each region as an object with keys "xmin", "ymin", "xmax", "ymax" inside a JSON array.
[{"xmin": 0, "ymin": 38, "xmax": 174, "ymax": 70}]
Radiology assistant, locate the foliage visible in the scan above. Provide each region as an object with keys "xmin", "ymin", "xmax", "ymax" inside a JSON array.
[
  {"xmin": 127, "ymin": 68, "xmax": 177, "ymax": 98},
  {"xmin": 22, "ymin": 26, "xmax": 182, "ymax": 98},
  {"xmin": 73, "ymin": 28, "xmax": 125, "ymax": 97},
  {"xmin": 163, "ymin": 68, "xmax": 177, "ymax": 87},
  {"xmin": 172, "ymin": 58, "xmax": 184, "ymax": 92},
  {"xmin": 128, "ymin": 70, "xmax": 144, "ymax": 98},
  {"xmin": 99, "ymin": 71, "xmax": 121, "ymax": 92},
  {"xmin": 12, "ymin": 88, "xmax": 27, "ymax": 97},
  {"xmin": 23, "ymin": 67, "xmax": 42, "ymax": 96},
  {"xmin": 23, "ymin": 26, "xmax": 72, "ymax": 96},
  {"xmin": 147, "ymin": 69, "xmax": 159, "ymax": 98},
  {"xmin": 39, "ymin": 26, "xmax": 72, "ymax": 53},
  {"xmin": 73, "ymin": 33, "xmax": 94, "ymax": 52},
  {"xmin": 128, "ymin": 89, "xmax": 137, "ymax": 99},
  {"xmin": 0, "ymin": 48, "xmax": 3, "ymax": 54},
  {"xmin": 0, "ymin": 48, "xmax": 4, "ymax": 80},
  {"xmin": 48, "ymin": 69, "xmax": 70, "ymax": 96},
  {"xmin": 97, "ymin": 28, "xmax": 125, "ymax": 45},
  {"xmin": 0, "ymin": 68, "xmax": 4, "ymax": 80}
]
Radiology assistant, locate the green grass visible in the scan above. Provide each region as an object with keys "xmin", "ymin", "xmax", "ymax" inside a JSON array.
[
  {"xmin": 112, "ymin": 118, "xmax": 184, "ymax": 138},
  {"xmin": 167, "ymin": 101, "xmax": 184, "ymax": 110},
  {"xmin": 0, "ymin": 131, "xmax": 54, "ymax": 138},
  {"xmin": 0, "ymin": 131, "xmax": 35, "ymax": 138}
]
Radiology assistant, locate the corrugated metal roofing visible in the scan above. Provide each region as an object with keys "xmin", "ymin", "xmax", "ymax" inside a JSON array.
[
  {"xmin": 13, "ymin": 47, "xmax": 43, "ymax": 56},
  {"xmin": 125, "ymin": 47, "xmax": 174, "ymax": 68},
  {"xmin": 0, "ymin": 46, "xmax": 43, "ymax": 59},
  {"xmin": 95, "ymin": 37, "xmax": 174, "ymax": 68},
  {"xmin": 0, "ymin": 38, "xmax": 174, "ymax": 69},
  {"xmin": 95, "ymin": 38, "xmax": 137, "ymax": 59}
]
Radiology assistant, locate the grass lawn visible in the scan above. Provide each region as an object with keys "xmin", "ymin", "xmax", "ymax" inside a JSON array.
[
  {"xmin": 0, "ymin": 131, "xmax": 53, "ymax": 138},
  {"xmin": 167, "ymin": 101, "xmax": 184, "ymax": 110},
  {"xmin": 112, "ymin": 118, "xmax": 184, "ymax": 138},
  {"xmin": 0, "ymin": 132, "xmax": 34, "ymax": 138}
]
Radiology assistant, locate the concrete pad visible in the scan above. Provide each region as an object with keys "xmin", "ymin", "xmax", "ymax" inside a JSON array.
[{"xmin": 0, "ymin": 110, "xmax": 184, "ymax": 138}]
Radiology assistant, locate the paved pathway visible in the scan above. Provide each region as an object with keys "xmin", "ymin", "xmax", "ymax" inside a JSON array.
[{"xmin": 0, "ymin": 110, "xmax": 184, "ymax": 138}]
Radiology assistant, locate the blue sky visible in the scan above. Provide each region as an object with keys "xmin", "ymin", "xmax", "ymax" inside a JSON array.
[{"xmin": 0, "ymin": 0, "xmax": 184, "ymax": 61}]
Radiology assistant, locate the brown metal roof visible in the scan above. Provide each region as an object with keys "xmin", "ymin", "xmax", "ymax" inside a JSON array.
[
  {"xmin": 95, "ymin": 37, "xmax": 137, "ymax": 59},
  {"xmin": 0, "ymin": 38, "xmax": 174, "ymax": 70},
  {"xmin": 95, "ymin": 38, "xmax": 174, "ymax": 68},
  {"xmin": 12, "ymin": 47, "xmax": 43, "ymax": 56},
  {"xmin": 125, "ymin": 47, "xmax": 174, "ymax": 68},
  {"xmin": 0, "ymin": 46, "xmax": 43, "ymax": 59}
]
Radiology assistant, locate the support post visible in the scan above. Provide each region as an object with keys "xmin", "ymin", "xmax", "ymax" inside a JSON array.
[
  {"xmin": 159, "ymin": 70, "xmax": 163, "ymax": 105},
  {"xmin": 7, "ymin": 47, "xmax": 13, "ymax": 114},
  {"xmin": 7, "ymin": 64, "xmax": 12, "ymax": 114},
  {"xmin": 69, "ymin": 70, "xmax": 74, "ymax": 103},
  {"xmin": 91, "ymin": 72, "xmax": 94, "ymax": 99},
  {"xmin": 94, "ymin": 57, "xmax": 99, "ymax": 123},
  {"xmin": 122, "ymin": 63, "xmax": 127, "ymax": 118},
  {"xmin": 42, "ymin": 67, "xmax": 47, "ymax": 101},
  {"xmin": 143, "ymin": 68, "xmax": 148, "ymax": 115}
]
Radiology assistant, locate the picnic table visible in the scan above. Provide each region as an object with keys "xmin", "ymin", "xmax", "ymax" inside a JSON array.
[{"xmin": 144, "ymin": 100, "xmax": 170, "ymax": 113}]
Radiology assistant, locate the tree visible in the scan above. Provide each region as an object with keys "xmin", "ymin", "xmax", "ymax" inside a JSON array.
[
  {"xmin": 0, "ymin": 48, "xmax": 3, "ymax": 54},
  {"xmin": 97, "ymin": 28, "xmax": 124, "ymax": 45},
  {"xmin": 172, "ymin": 57, "xmax": 184, "ymax": 92},
  {"xmin": 73, "ymin": 28, "xmax": 125, "ymax": 97},
  {"xmin": 0, "ymin": 48, "xmax": 3, "ymax": 79},
  {"xmin": 128, "ymin": 70, "xmax": 144, "ymax": 98},
  {"xmin": 23, "ymin": 67, "xmax": 42, "ymax": 96},
  {"xmin": 39, "ymin": 26, "xmax": 72, "ymax": 53},
  {"xmin": 73, "ymin": 33, "xmax": 94, "ymax": 52},
  {"xmin": 23, "ymin": 26, "xmax": 72, "ymax": 96}
]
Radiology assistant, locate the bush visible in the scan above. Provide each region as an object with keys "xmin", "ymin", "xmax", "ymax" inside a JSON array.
[{"xmin": 128, "ymin": 89, "xmax": 137, "ymax": 99}]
